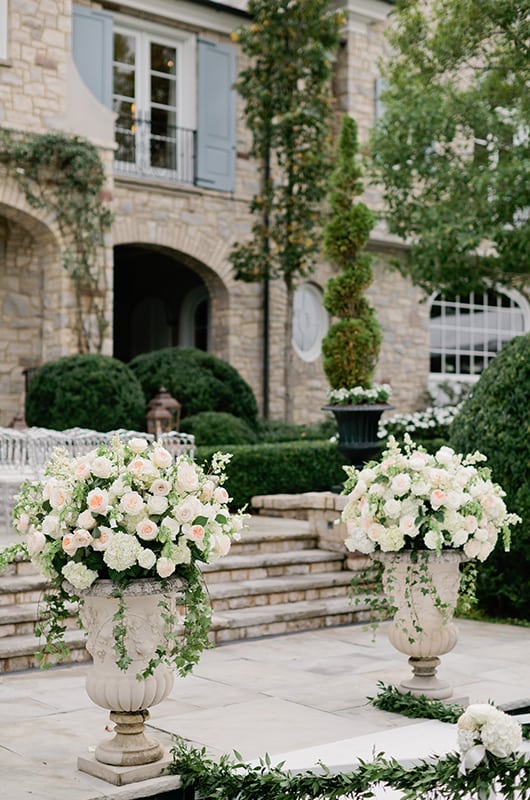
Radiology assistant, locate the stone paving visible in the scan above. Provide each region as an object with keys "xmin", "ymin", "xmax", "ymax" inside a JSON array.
[{"xmin": 1, "ymin": 618, "xmax": 529, "ymax": 799}]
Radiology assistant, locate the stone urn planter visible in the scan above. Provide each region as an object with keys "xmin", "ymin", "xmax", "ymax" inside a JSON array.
[
  {"xmin": 378, "ymin": 550, "xmax": 465, "ymax": 700},
  {"xmin": 322, "ymin": 403, "xmax": 394, "ymax": 467},
  {"xmin": 79, "ymin": 576, "xmax": 186, "ymax": 767}
]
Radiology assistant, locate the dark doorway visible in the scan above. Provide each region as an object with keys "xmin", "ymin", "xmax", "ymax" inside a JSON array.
[{"xmin": 113, "ymin": 244, "xmax": 210, "ymax": 362}]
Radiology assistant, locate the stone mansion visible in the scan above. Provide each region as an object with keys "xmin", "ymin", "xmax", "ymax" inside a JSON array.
[{"xmin": 0, "ymin": 0, "xmax": 528, "ymax": 427}]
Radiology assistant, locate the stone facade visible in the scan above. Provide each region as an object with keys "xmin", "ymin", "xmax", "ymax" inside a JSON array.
[{"xmin": 0, "ymin": 0, "xmax": 431, "ymax": 428}]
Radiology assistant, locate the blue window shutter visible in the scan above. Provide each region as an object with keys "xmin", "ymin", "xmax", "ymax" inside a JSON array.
[
  {"xmin": 72, "ymin": 4, "xmax": 113, "ymax": 109},
  {"xmin": 196, "ymin": 39, "xmax": 236, "ymax": 193}
]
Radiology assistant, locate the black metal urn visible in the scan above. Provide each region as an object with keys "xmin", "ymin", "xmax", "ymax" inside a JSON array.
[{"xmin": 322, "ymin": 403, "xmax": 394, "ymax": 467}]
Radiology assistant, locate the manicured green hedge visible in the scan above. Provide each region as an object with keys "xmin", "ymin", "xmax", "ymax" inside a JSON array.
[
  {"xmin": 129, "ymin": 347, "xmax": 259, "ymax": 424},
  {"xmin": 196, "ymin": 440, "xmax": 347, "ymax": 509},
  {"xmin": 450, "ymin": 333, "xmax": 530, "ymax": 619},
  {"xmin": 181, "ymin": 412, "xmax": 258, "ymax": 446},
  {"xmin": 26, "ymin": 354, "xmax": 146, "ymax": 432}
]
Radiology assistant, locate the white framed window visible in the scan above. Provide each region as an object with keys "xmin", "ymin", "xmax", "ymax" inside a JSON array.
[
  {"xmin": 292, "ymin": 282, "xmax": 328, "ymax": 362},
  {"xmin": 0, "ymin": 0, "xmax": 8, "ymax": 61},
  {"xmin": 112, "ymin": 17, "xmax": 195, "ymax": 181},
  {"xmin": 429, "ymin": 288, "xmax": 530, "ymax": 388}
]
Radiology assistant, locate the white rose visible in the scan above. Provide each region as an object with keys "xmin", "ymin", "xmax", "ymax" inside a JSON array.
[
  {"xmin": 108, "ymin": 477, "xmax": 128, "ymax": 499},
  {"xmin": 213, "ymin": 486, "xmax": 229, "ymax": 504},
  {"xmin": 16, "ymin": 512, "xmax": 30, "ymax": 534},
  {"xmin": 348, "ymin": 479, "xmax": 367, "ymax": 503},
  {"xmin": 423, "ymin": 529, "xmax": 440, "ymax": 550},
  {"xmin": 174, "ymin": 496, "xmax": 202, "ymax": 524},
  {"xmin": 74, "ymin": 528, "xmax": 93, "ymax": 548},
  {"xmin": 91, "ymin": 526, "xmax": 113, "ymax": 551},
  {"xmin": 138, "ymin": 548, "xmax": 157, "ymax": 570},
  {"xmin": 128, "ymin": 437, "xmax": 149, "ymax": 453},
  {"xmin": 147, "ymin": 494, "xmax": 169, "ymax": 515},
  {"xmin": 120, "ymin": 491, "xmax": 145, "ymax": 516},
  {"xmin": 463, "ymin": 538, "xmax": 481, "ymax": 559},
  {"xmin": 161, "ymin": 517, "xmax": 180, "ymax": 540},
  {"xmin": 391, "ymin": 473, "xmax": 411, "ymax": 497},
  {"xmin": 156, "ymin": 556, "xmax": 176, "ymax": 578},
  {"xmin": 41, "ymin": 514, "xmax": 61, "ymax": 538},
  {"xmin": 408, "ymin": 452, "xmax": 430, "ymax": 471},
  {"xmin": 201, "ymin": 479, "xmax": 215, "ymax": 501},
  {"xmin": 176, "ymin": 461, "xmax": 200, "ymax": 492},
  {"xmin": 90, "ymin": 456, "xmax": 114, "ymax": 479},
  {"xmin": 127, "ymin": 456, "xmax": 152, "ymax": 478},
  {"xmin": 136, "ymin": 518, "xmax": 159, "ymax": 541},
  {"xmin": 151, "ymin": 447, "xmax": 173, "ymax": 470},
  {"xmin": 73, "ymin": 458, "xmax": 92, "ymax": 480},
  {"xmin": 77, "ymin": 510, "xmax": 97, "ymax": 530},
  {"xmin": 451, "ymin": 529, "xmax": 469, "ymax": 547},
  {"xmin": 48, "ymin": 484, "xmax": 70, "ymax": 510},
  {"xmin": 463, "ymin": 515, "xmax": 478, "ymax": 533},
  {"xmin": 435, "ymin": 446, "xmax": 457, "ymax": 466},
  {"xmin": 26, "ymin": 528, "xmax": 46, "ymax": 556},
  {"xmin": 61, "ymin": 533, "xmax": 78, "ymax": 556},
  {"xmin": 208, "ymin": 533, "xmax": 231, "ymax": 562},
  {"xmin": 383, "ymin": 498, "xmax": 401, "ymax": 519},
  {"xmin": 86, "ymin": 488, "xmax": 109, "ymax": 516},
  {"xmin": 399, "ymin": 515, "xmax": 419, "ymax": 537},
  {"xmin": 150, "ymin": 479, "xmax": 171, "ymax": 496}
]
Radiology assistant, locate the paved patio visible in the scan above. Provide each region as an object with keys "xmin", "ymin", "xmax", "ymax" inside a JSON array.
[{"xmin": 1, "ymin": 617, "xmax": 529, "ymax": 799}]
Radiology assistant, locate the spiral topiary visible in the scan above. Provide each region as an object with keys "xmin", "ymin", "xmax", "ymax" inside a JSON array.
[
  {"xmin": 321, "ymin": 115, "xmax": 382, "ymax": 390},
  {"xmin": 26, "ymin": 354, "xmax": 146, "ymax": 432},
  {"xmin": 449, "ymin": 333, "xmax": 530, "ymax": 618}
]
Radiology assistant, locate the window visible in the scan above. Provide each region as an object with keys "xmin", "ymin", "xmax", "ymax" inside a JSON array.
[
  {"xmin": 0, "ymin": 0, "xmax": 8, "ymax": 61},
  {"xmin": 113, "ymin": 22, "xmax": 195, "ymax": 181},
  {"xmin": 292, "ymin": 283, "xmax": 328, "ymax": 362},
  {"xmin": 430, "ymin": 289, "xmax": 529, "ymax": 380}
]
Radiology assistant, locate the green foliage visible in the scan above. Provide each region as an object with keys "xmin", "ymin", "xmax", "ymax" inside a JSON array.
[
  {"xmin": 371, "ymin": 0, "xmax": 530, "ymax": 296},
  {"xmin": 321, "ymin": 116, "xmax": 382, "ymax": 390},
  {"xmin": 0, "ymin": 129, "xmax": 113, "ymax": 353},
  {"xmin": 180, "ymin": 412, "xmax": 259, "ymax": 446},
  {"xmin": 26, "ymin": 354, "xmax": 145, "ymax": 432},
  {"xmin": 197, "ymin": 441, "xmax": 346, "ymax": 509},
  {"xmin": 170, "ymin": 735, "xmax": 530, "ymax": 800},
  {"xmin": 128, "ymin": 347, "xmax": 259, "ymax": 424},
  {"xmin": 230, "ymin": 0, "xmax": 342, "ymax": 286},
  {"xmin": 370, "ymin": 681, "xmax": 465, "ymax": 724},
  {"xmin": 256, "ymin": 417, "xmax": 337, "ymax": 443},
  {"xmin": 450, "ymin": 333, "xmax": 530, "ymax": 617}
]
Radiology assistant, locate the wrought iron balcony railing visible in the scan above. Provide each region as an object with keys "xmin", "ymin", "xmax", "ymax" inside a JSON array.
[{"xmin": 113, "ymin": 117, "xmax": 195, "ymax": 185}]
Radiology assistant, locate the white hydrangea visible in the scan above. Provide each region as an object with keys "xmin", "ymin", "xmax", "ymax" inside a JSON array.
[
  {"xmin": 62, "ymin": 561, "xmax": 98, "ymax": 590},
  {"xmin": 103, "ymin": 532, "xmax": 143, "ymax": 572}
]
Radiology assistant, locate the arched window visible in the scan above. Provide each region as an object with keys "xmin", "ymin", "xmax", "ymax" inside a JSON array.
[
  {"xmin": 292, "ymin": 282, "xmax": 328, "ymax": 362},
  {"xmin": 429, "ymin": 288, "xmax": 530, "ymax": 384}
]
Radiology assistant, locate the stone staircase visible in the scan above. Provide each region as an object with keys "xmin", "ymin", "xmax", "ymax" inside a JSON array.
[{"xmin": 0, "ymin": 514, "xmax": 369, "ymax": 672}]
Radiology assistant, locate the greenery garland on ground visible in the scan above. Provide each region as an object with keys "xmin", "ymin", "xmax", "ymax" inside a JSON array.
[
  {"xmin": 169, "ymin": 736, "xmax": 530, "ymax": 800},
  {"xmin": 0, "ymin": 128, "xmax": 113, "ymax": 353}
]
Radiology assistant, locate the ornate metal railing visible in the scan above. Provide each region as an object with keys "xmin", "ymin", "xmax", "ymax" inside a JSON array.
[{"xmin": 113, "ymin": 118, "xmax": 196, "ymax": 185}]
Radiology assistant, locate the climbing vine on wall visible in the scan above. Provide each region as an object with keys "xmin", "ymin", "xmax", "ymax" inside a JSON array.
[{"xmin": 0, "ymin": 129, "xmax": 113, "ymax": 353}]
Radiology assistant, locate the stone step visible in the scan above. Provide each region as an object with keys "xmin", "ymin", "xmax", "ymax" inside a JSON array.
[
  {"xmin": 210, "ymin": 595, "xmax": 372, "ymax": 643},
  {"xmin": 229, "ymin": 516, "xmax": 317, "ymax": 555},
  {"xmin": 209, "ymin": 571, "xmax": 353, "ymax": 610},
  {"xmin": 0, "ymin": 573, "xmax": 50, "ymax": 605},
  {"xmin": 200, "ymin": 549, "xmax": 345, "ymax": 583},
  {"xmin": 0, "ymin": 628, "xmax": 89, "ymax": 674}
]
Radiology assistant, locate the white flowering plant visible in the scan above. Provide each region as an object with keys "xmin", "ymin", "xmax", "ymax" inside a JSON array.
[
  {"xmin": 10, "ymin": 437, "xmax": 247, "ymax": 676},
  {"xmin": 342, "ymin": 435, "xmax": 520, "ymax": 560},
  {"xmin": 327, "ymin": 383, "xmax": 392, "ymax": 407}
]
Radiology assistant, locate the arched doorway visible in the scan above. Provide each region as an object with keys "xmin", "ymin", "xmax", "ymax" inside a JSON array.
[{"xmin": 113, "ymin": 244, "xmax": 211, "ymax": 362}]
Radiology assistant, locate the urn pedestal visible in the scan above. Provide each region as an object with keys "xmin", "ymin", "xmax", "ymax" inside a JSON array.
[
  {"xmin": 378, "ymin": 550, "xmax": 464, "ymax": 700},
  {"xmin": 77, "ymin": 577, "xmax": 185, "ymax": 781}
]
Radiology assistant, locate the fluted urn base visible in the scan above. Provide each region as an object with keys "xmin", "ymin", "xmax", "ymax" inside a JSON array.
[
  {"xmin": 95, "ymin": 710, "xmax": 164, "ymax": 767},
  {"xmin": 378, "ymin": 550, "xmax": 465, "ymax": 700}
]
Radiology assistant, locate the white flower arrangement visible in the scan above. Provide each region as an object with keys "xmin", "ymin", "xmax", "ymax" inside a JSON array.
[
  {"xmin": 378, "ymin": 403, "xmax": 462, "ymax": 440},
  {"xmin": 342, "ymin": 435, "xmax": 521, "ymax": 559},
  {"xmin": 327, "ymin": 383, "xmax": 392, "ymax": 406},
  {"xmin": 11, "ymin": 437, "xmax": 247, "ymax": 675},
  {"xmin": 457, "ymin": 704, "xmax": 523, "ymax": 773}
]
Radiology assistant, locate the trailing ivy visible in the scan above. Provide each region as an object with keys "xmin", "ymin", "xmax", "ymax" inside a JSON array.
[{"xmin": 0, "ymin": 128, "xmax": 113, "ymax": 353}]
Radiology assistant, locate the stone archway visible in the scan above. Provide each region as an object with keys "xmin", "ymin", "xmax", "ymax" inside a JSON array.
[
  {"xmin": 113, "ymin": 243, "xmax": 226, "ymax": 363},
  {"xmin": 0, "ymin": 185, "xmax": 65, "ymax": 426}
]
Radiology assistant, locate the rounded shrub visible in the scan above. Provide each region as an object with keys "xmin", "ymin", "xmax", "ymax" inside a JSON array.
[
  {"xmin": 180, "ymin": 412, "xmax": 258, "ymax": 446},
  {"xmin": 128, "ymin": 347, "xmax": 259, "ymax": 424},
  {"xmin": 449, "ymin": 333, "xmax": 530, "ymax": 618},
  {"xmin": 26, "ymin": 354, "xmax": 146, "ymax": 432}
]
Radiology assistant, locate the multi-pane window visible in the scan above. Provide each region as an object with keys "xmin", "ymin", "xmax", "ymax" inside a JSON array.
[
  {"xmin": 113, "ymin": 25, "xmax": 194, "ymax": 180},
  {"xmin": 430, "ymin": 290, "xmax": 528, "ymax": 378}
]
